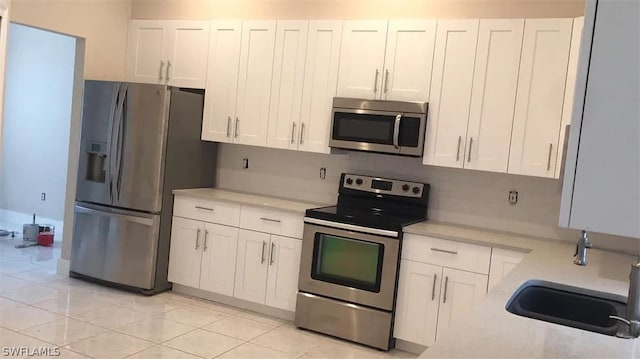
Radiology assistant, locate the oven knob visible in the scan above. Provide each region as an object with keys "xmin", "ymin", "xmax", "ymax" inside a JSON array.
[
  {"xmin": 402, "ymin": 184, "xmax": 410, "ymax": 192},
  {"xmin": 355, "ymin": 178, "xmax": 364, "ymax": 185},
  {"xmin": 412, "ymin": 186, "xmax": 421, "ymax": 194},
  {"xmin": 346, "ymin": 178, "xmax": 353, "ymax": 185}
]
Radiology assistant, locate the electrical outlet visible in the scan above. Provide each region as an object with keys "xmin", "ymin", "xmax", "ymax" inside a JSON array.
[
  {"xmin": 242, "ymin": 158, "xmax": 249, "ymax": 169},
  {"xmin": 320, "ymin": 167, "xmax": 327, "ymax": 180},
  {"xmin": 508, "ymin": 190, "xmax": 518, "ymax": 205},
  {"xmin": 41, "ymin": 193, "xmax": 46, "ymax": 201}
]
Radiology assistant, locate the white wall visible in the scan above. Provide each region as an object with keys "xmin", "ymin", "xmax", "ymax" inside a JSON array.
[
  {"xmin": 0, "ymin": 23, "xmax": 76, "ymax": 221},
  {"xmin": 217, "ymin": 144, "xmax": 640, "ymax": 254}
]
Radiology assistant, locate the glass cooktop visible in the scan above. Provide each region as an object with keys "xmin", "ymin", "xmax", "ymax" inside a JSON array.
[{"xmin": 305, "ymin": 205, "xmax": 426, "ymax": 233}]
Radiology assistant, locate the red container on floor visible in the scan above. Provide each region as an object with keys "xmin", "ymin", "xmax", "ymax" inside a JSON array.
[{"xmin": 37, "ymin": 232, "xmax": 54, "ymax": 246}]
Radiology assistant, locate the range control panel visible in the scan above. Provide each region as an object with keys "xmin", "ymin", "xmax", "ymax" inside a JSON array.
[{"xmin": 342, "ymin": 173, "xmax": 425, "ymax": 198}]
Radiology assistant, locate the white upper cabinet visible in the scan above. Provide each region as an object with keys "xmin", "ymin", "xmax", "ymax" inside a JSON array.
[
  {"xmin": 465, "ymin": 19, "xmax": 524, "ymax": 173},
  {"xmin": 336, "ymin": 20, "xmax": 388, "ymax": 99},
  {"xmin": 423, "ymin": 19, "xmax": 479, "ymax": 168},
  {"xmin": 556, "ymin": 17, "xmax": 584, "ymax": 179},
  {"xmin": 508, "ymin": 19, "xmax": 573, "ymax": 177},
  {"xmin": 166, "ymin": 21, "xmax": 210, "ymax": 88},
  {"xmin": 299, "ymin": 20, "xmax": 343, "ymax": 154},
  {"xmin": 266, "ymin": 21, "xmax": 309, "ymax": 150},
  {"xmin": 234, "ymin": 21, "xmax": 277, "ymax": 147},
  {"xmin": 126, "ymin": 20, "xmax": 210, "ymax": 88},
  {"xmin": 382, "ymin": 20, "xmax": 436, "ymax": 102},
  {"xmin": 126, "ymin": 20, "xmax": 167, "ymax": 85}
]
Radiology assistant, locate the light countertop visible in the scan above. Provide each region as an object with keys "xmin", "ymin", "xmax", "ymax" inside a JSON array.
[
  {"xmin": 172, "ymin": 188, "xmax": 326, "ymax": 214},
  {"xmin": 408, "ymin": 221, "xmax": 640, "ymax": 358}
]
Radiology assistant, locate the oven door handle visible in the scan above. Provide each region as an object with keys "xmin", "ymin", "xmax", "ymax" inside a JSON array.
[
  {"xmin": 393, "ymin": 114, "xmax": 402, "ymax": 149},
  {"xmin": 304, "ymin": 217, "xmax": 399, "ymax": 238}
]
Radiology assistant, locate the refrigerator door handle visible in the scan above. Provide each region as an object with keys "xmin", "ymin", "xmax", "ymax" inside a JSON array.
[
  {"xmin": 107, "ymin": 85, "xmax": 121, "ymax": 204},
  {"xmin": 75, "ymin": 204, "xmax": 154, "ymax": 226},
  {"xmin": 114, "ymin": 84, "xmax": 129, "ymax": 201}
]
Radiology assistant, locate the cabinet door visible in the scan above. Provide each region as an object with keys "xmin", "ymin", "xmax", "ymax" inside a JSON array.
[
  {"xmin": 266, "ymin": 21, "xmax": 309, "ymax": 150},
  {"xmin": 233, "ymin": 229, "xmax": 270, "ymax": 304},
  {"xmin": 555, "ymin": 17, "xmax": 584, "ymax": 179},
  {"xmin": 202, "ymin": 21, "xmax": 242, "ymax": 143},
  {"xmin": 336, "ymin": 20, "xmax": 388, "ymax": 99},
  {"xmin": 394, "ymin": 260, "xmax": 441, "ymax": 347},
  {"xmin": 166, "ymin": 21, "xmax": 210, "ymax": 89},
  {"xmin": 167, "ymin": 217, "xmax": 203, "ymax": 288},
  {"xmin": 383, "ymin": 20, "xmax": 436, "ymax": 102},
  {"xmin": 199, "ymin": 223, "xmax": 239, "ymax": 297},
  {"xmin": 508, "ymin": 19, "xmax": 573, "ymax": 177},
  {"xmin": 465, "ymin": 19, "xmax": 524, "ymax": 173},
  {"xmin": 488, "ymin": 248, "xmax": 525, "ymax": 292},
  {"xmin": 436, "ymin": 268, "xmax": 488, "ymax": 340},
  {"xmin": 298, "ymin": 20, "xmax": 343, "ymax": 154},
  {"xmin": 423, "ymin": 20, "xmax": 479, "ymax": 168},
  {"xmin": 126, "ymin": 20, "xmax": 167, "ymax": 84},
  {"xmin": 265, "ymin": 235, "xmax": 302, "ymax": 311},
  {"xmin": 235, "ymin": 21, "xmax": 277, "ymax": 147}
]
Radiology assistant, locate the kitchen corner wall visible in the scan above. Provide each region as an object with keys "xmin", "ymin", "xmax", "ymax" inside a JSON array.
[
  {"xmin": 217, "ymin": 144, "xmax": 640, "ymax": 254},
  {"xmin": 11, "ymin": 0, "xmax": 132, "ymax": 80}
]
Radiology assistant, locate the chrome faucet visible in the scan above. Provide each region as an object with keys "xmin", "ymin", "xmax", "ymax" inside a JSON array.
[
  {"xmin": 574, "ymin": 230, "xmax": 592, "ymax": 266},
  {"xmin": 610, "ymin": 262, "xmax": 640, "ymax": 339}
]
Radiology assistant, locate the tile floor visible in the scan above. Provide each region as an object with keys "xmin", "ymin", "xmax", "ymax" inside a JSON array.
[{"xmin": 0, "ymin": 234, "xmax": 417, "ymax": 358}]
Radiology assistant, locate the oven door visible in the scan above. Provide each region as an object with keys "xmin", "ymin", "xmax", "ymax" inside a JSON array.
[
  {"xmin": 329, "ymin": 108, "xmax": 426, "ymax": 156},
  {"xmin": 298, "ymin": 223, "xmax": 400, "ymax": 311}
]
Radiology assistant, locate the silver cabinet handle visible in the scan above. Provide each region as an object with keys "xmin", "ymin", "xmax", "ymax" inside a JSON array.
[
  {"xmin": 159, "ymin": 61, "xmax": 165, "ymax": 81},
  {"xmin": 226, "ymin": 116, "xmax": 231, "ymax": 138},
  {"xmin": 384, "ymin": 69, "xmax": 390, "ymax": 93},
  {"xmin": 195, "ymin": 228, "xmax": 201, "ymax": 250},
  {"xmin": 456, "ymin": 136, "xmax": 462, "ymax": 161},
  {"xmin": 393, "ymin": 114, "xmax": 401, "ymax": 149},
  {"xmin": 203, "ymin": 230, "xmax": 209, "ymax": 251},
  {"xmin": 166, "ymin": 60, "xmax": 172, "ymax": 82},
  {"xmin": 260, "ymin": 217, "xmax": 282, "ymax": 223},
  {"xmin": 467, "ymin": 137, "xmax": 474, "ymax": 163},
  {"xmin": 291, "ymin": 122, "xmax": 297, "ymax": 144},
  {"xmin": 431, "ymin": 274, "xmax": 437, "ymax": 301},
  {"xmin": 195, "ymin": 206, "xmax": 213, "ymax": 211},
  {"xmin": 261, "ymin": 241, "xmax": 267, "ymax": 264},
  {"xmin": 430, "ymin": 248, "xmax": 458, "ymax": 255},
  {"xmin": 269, "ymin": 242, "xmax": 275, "ymax": 265},
  {"xmin": 443, "ymin": 276, "xmax": 449, "ymax": 303},
  {"xmin": 373, "ymin": 69, "xmax": 380, "ymax": 93},
  {"xmin": 234, "ymin": 117, "xmax": 239, "ymax": 138},
  {"xmin": 547, "ymin": 143, "xmax": 553, "ymax": 171},
  {"xmin": 300, "ymin": 123, "xmax": 305, "ymax": 144}
]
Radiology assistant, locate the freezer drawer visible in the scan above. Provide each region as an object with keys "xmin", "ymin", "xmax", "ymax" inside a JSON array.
[{"xmin": 70, "ymin": 203, "xmax": 160, "ymax": 289}]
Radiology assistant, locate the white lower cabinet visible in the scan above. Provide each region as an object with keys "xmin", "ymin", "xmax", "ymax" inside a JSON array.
[
  {"xmin": 435, "ymin": 268, "xmax": 488, "ymax": 340},
  {"xmin": 169, "ymin": 195, "xmax": 302, "ymax": 313},
  {"xmin": 199, "ymin": 223, "xmax": 239, "ymax": 297},
  {"xmin": 488, "ymin": 248, "xmax": 526, "ymax": 291}
]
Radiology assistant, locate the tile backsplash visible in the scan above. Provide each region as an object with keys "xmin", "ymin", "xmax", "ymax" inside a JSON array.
[{"xmin": 216, "ymin": 144, "xmax": 639, "ymax": 254}]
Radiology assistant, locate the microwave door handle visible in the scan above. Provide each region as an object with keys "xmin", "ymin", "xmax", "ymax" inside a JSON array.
[{"xmin": 393, "ymin": 114, "xmax": 402, "ymax": 149}]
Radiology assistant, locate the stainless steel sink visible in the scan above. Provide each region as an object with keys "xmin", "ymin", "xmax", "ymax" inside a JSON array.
[{"xmin": 506, "ymin": 280, "xmax": 628, "ymax": 336}]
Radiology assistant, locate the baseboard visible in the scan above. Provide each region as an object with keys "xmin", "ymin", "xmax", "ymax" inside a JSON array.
[
  {"xmin": 0, "ymin": 209, "xmax": 64, "ymax": 233},
  {"xmin": 172, "ymin": 284, "xmax": 295, "ymax": 321},
  {"xmin": 56, "ymin": 258, "xmax": 70, "ymax": 276},
  {"xmin": 395, "ymin": 339, "xmax": 428, "ymax": 355}
]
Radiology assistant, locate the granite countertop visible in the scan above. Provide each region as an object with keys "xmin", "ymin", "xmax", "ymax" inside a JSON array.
[
  {"xmin": 407, "ymin": 221, "xmax": 640, "ymax": 358},
  {"xmin": 172, "ymin": 188, "xmax": 326, "ymax": 214}
]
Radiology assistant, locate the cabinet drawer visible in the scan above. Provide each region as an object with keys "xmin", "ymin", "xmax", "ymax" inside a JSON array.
[
  {"xmin": 240, "ymin": 206, "xmax": 303, "ymax": 238},
  {"xmin": 402, "ymin": 234, "xmax": 491, "ymax": 275},
  {"xmin": 173, "ymin": 196, "xmax": 241, "ymax": 227}
]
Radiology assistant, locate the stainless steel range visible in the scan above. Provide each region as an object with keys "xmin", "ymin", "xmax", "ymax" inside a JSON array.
[{"xmin": 295, "ymin": 173, "xmax": 430, "ymax": 350}]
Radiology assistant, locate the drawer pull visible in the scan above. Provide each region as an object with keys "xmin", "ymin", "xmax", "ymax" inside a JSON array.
[
  {"xmin": 195, "ymin": 206, "xmax": 214, "ymax": 211},
  {"xmin": 260, "ymin": 217, "xmax": 282, "ymax": 223},
  {"xmin": 430, "ymin": 248, "xmax": 458, "ymax": 255}
]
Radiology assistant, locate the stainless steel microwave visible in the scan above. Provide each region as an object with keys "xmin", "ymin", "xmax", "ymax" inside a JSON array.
[{"xmin": 329, "ymin": 97, "xmax": 428, "ymax": 157}]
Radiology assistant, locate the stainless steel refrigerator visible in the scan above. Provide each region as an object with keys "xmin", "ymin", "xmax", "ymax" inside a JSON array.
[{"xmin": 70, "ymin": 81, "xmax": 217, "ymax": 294}]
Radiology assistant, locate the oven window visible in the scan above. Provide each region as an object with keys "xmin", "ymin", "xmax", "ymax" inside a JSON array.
[
  {"xmin": 332, "ymin": 113, "xmax": 394, "ymax": 144},
  {"xmin": 311, "ymin": 233, "xmax": 384, "ymax": 293}
]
